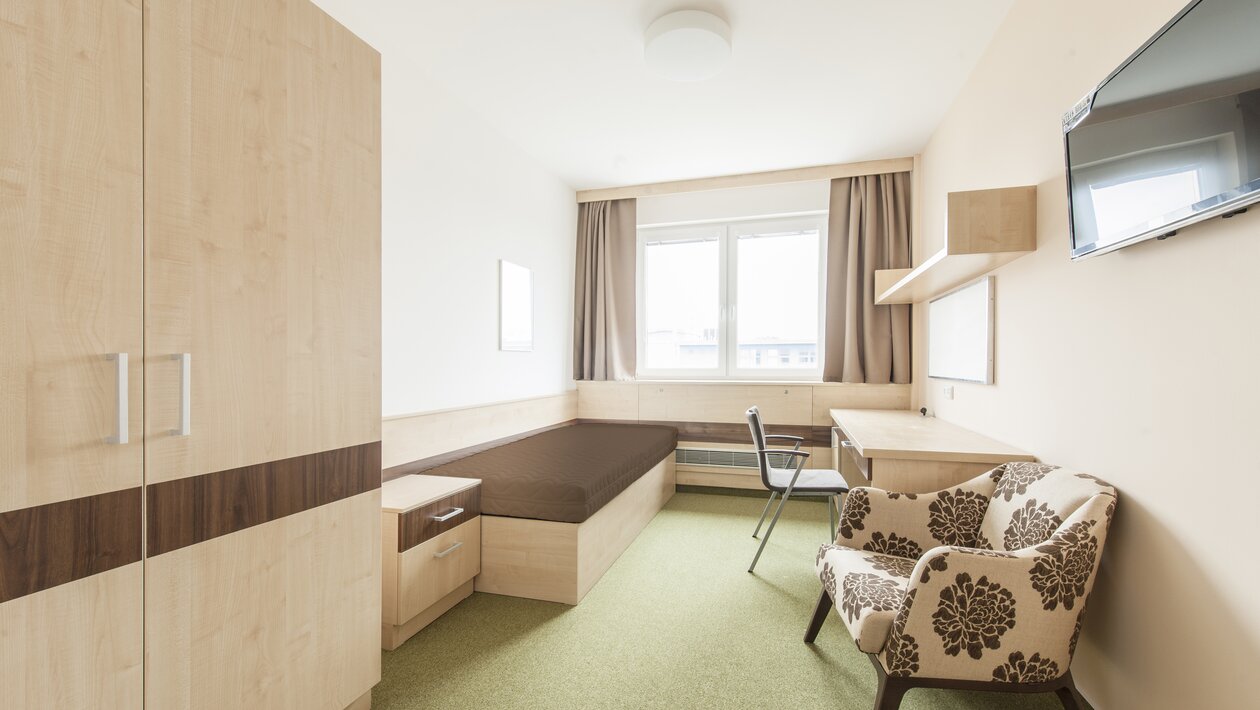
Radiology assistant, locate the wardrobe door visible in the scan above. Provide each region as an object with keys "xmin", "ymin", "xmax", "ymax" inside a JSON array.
[
  {"xmin": 143, "ymin": 0, "xmax": 382, "ymax": 708},
  {"xmin": 0, "ymin": 1, "xmax": 144, "ymax": 708}
]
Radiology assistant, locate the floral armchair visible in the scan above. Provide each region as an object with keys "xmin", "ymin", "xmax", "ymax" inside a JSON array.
[{"xmin": 805, "ymin": 463, "xmax": 1117, "ymax": 710}]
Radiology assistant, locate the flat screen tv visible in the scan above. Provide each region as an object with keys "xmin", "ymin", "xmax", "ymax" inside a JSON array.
[{"xmin": 1064, "ymin": 0, "xmax": 1260, "ymax": 259}]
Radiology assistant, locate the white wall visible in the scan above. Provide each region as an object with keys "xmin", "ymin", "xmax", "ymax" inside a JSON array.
[
  {"xmin": 915, "ymin": 1, "xmax": 1260, "ymax": 708},
  {"xmin": 379, "ymin": 55, "xmax": 577, "ymax": 415},
  {"xmin": 314, "ymin": 1, "xmax": 578, "ymax": 418}
]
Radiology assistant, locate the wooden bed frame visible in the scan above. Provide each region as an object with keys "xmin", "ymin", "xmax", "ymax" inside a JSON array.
[{"xmin": 474, "ymin": 456, "xmax": 675, "ymax": 605}]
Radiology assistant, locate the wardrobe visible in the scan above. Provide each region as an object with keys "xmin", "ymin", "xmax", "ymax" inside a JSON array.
[{"xmin": 1, "ymin": 1, "xmax": 382, "ymax": 708}]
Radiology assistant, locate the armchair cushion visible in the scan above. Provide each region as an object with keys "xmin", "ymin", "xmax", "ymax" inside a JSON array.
[
  {"xmin": 977, "ymin": 462, "xmax": 1117, "ymax": 551},
  {"xmin": 837, "ymin": 473, "xmax": 1000, "ymax": 554},
  {"xmin": 814, "ymin": 545, "xmax": 913, "ymax": 652}
]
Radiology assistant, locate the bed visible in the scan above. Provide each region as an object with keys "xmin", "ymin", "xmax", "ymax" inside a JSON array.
[{"xmin": 416, "ymin": 422, "xmax": 678, "ymax": 604}]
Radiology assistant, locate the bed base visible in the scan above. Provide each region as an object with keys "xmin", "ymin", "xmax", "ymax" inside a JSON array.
[{"xmin": 474, "ymin": 456, "xmax": 675, "ymax": 605}]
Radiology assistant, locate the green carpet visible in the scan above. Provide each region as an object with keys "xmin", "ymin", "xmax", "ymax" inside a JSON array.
[{"xmin": 374, "ymin": 492, "xmax": 1066, "ymax": 710}]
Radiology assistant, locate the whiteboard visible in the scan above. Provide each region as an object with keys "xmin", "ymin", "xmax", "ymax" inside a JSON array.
[{"xmin": 928, "ymin": 277, "xmax": 994, "ymax": 384}]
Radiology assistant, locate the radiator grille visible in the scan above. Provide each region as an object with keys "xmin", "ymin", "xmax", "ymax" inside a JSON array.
[{"xmin": 674, "ymin": 448, "xmax": 792, "ymax": 469}]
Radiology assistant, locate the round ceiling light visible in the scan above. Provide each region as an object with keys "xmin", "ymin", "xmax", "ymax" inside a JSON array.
[{"xmin": 644, "ymin": 10, "xmax": 732, "ymax": 82}]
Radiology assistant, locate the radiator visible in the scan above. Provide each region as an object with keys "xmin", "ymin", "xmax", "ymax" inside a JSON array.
[{"xmin": 674, "ymin": 448, "xmax": 793, "ymax": 469}]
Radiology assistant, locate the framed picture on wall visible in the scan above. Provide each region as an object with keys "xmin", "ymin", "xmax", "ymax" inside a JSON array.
[{"xmin": 499, "ymin": 259, "xmax": 533, "ymax": 352}]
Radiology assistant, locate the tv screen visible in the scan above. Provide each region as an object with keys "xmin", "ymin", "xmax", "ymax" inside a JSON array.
[{"xmin": 1064, "ymin": 0, "xmax": 1260, "ymax": 259}]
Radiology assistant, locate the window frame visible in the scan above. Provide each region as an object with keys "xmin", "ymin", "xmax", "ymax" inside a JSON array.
[{"xmin": 636, "ymin": 213, "xmax": 827, "ymax": 381}]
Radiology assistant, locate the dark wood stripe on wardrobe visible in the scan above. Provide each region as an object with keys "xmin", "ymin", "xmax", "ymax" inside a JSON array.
[
  {"xmin": 147, "ymin": 441, "xmax": 381, "ymax": 557},
  {"xmin": 0, "ymin": 487, "xmax": 143, "ymax": 604},
  {"xmin": 397, "ymin": 487, "xmax": 481, "ymax": 552}
]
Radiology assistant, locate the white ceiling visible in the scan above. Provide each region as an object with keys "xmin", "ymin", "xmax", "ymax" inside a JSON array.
[{"xmin": 315, "ymin": 0, "xmax": 1014, "ymax": 190}]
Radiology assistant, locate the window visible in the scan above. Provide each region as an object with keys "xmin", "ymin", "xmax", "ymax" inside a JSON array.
[{"xmin": 637, "ymin": 216, "xmax": 825, "ymax": 379}]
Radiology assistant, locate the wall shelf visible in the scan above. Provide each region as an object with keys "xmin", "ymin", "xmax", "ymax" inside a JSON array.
[{"xmin": 876, "ymin": 185, "xmax": 1037, "ymax": 305}]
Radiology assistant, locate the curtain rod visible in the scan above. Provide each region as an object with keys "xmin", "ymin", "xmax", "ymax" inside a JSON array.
[{"xmin": 575, "ymin": 157, "xmax": 915, "ymax": 204}]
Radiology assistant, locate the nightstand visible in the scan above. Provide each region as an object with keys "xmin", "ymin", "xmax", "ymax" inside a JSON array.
[{"xmin": 381, "ymin": 474, "xmax": 481, "ymax": 650}]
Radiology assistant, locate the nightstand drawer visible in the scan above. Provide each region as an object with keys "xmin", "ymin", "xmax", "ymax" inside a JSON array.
[
  {"xmin": 397, "ymin": 516, "xmax": 481, "ymax": 622},
  {"xmin": 396, "ymin": 486, "xmax": 481, "ymax": 552}
]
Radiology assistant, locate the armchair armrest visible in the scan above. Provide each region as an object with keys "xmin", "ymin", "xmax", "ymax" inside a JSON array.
[
  {"xmin": 880, "ymin": 494, "xmax": 1117, "ymax": 682},
  {"xmin": 764, "ymin": 434, "xmax": 805, "ymax": 442},
  {"xmin": 836, "ymin": 470, "xmax": 1001, "ymax": 553}
]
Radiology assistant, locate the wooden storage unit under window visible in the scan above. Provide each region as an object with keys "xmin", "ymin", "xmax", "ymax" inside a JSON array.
[{"xmin": 381, "ymin": 476, "xmax": 483, "ymax": 651}]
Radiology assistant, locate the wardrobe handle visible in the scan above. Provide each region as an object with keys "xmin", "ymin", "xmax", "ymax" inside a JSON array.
[
  {"xmin": 171, "ymin": 353, "xmax": 191, "ymax": 436},
  {"xmin": 105, "ymin": 353, "xmax": 128, "ymax": 445}
]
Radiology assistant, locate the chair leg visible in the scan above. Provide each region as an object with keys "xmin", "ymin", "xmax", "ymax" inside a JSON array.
[
  {"xmin": 873, "ymin": 673, "xmax": 910, "ymax": 710},
  {"xmin": 752, "ymin": 491, "xmax": 778, "ymax": 538},
  {"xmin": 1055, "ymin": 673, "xmax": 1085, "ymax": 710},
  {"xmin": 828, "ymin": 494, "xmax": 837, "ymax": 541},
  {"xmin": 803, "ymin": 589, "xmax": 832, "ymax": 643},
  {"xmin": 748, "ymin": 480, "xmax": 797, "ymax": 573}
]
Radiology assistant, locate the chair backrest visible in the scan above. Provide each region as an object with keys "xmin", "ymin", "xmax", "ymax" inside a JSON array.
[
  {"xmin": 977, "ymin": 462, "xmax": 1118, "ymax": 551},
  {"xmin": 745, "ymin": 406, "xmax": 773, "ymax": 487}
]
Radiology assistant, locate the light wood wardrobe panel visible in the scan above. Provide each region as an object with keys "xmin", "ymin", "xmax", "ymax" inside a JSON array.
[
  {"xmin": 0, "ymin": 2, "xmax": 145, "ymax": 708},
  {"xmin": 143, "ymin": 0, "xmax": 382, "ymax": 485},
  {"xmin": 142, "ymin": 1, "xmax": 382, "ymax": 708},
  {"xmin": 0, "ymin": 0, "xmax": 144, "ymax": 513},
  {"xmin": 0, "ymin": 563, "xmax": 144, "ymax": 709},
  {"xmin": 144, "ymin": 491, "xmax": 381, "ymax": 710}
]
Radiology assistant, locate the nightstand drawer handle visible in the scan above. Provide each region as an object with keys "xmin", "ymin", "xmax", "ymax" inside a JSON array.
[
  {"xmin": 434, "ymin": 542, "xmax": 463, "ymax": 559},
  {"xmin": 432, "ymin": 507, "xmax": 463, "ymax": 522}
]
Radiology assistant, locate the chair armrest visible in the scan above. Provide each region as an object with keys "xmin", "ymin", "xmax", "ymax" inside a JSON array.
[
  {"xmin": 879, "ymin": 494, "xmax": 1116, "ymax": 682},
  {"xmin": 836, "ymin": 470, "xmax": 1002, "ymax": 552},
  {"xmin": 758, "ymin": 448, "xmax": 809, "ymax": 458},
  {"xmin": 764, "ymin": 434, "xmax": 805, "ymax": 442}
]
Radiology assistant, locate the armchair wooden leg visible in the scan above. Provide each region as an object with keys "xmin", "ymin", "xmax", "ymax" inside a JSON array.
[
  {"xmin": 803, "ymin": 589, "xmax": 832, "ymax": 643},
  {"xmin": 873, "ymin": 672, "xmax": 909, "ymax": 710},
  {"xmin": 1055, "ymin": 673, "xmax": 1085, "ymax": 710}
]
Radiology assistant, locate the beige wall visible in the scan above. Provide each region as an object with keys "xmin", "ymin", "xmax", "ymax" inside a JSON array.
[{"xmin": 915, "ymin": 1, "xmax": 1260, "ymax": 708}]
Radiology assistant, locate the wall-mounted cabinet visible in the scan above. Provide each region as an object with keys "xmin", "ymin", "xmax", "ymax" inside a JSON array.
[{"xmin": 875, "ymin": 186, "xmax": 1037, "ymax": 305}]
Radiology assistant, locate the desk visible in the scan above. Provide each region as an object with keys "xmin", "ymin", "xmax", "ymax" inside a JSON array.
[{"xmin": 830, "ymin": 409, "xmax": 1034, "ymax": 493}]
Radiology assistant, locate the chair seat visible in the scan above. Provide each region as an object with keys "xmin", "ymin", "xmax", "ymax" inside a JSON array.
[
  {"xmin": 814, "ymin": 544, "xmax": 914, "ymax": 653},
  {"xmin": 767, "ymin": 466, "xmax": 847, "ymax": 493}
]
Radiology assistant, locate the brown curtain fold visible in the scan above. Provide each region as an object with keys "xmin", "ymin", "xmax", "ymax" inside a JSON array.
[
  {"xmin": 573, "ymin": 198, "xmax": 636, "ymax": 380},
  {"xmin": 823, "ymin": 173, "xmax": 912, "ymax": 384}
]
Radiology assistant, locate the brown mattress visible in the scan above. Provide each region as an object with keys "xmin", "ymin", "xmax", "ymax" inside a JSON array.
[{"xmin": 420, "ymin": 423, "xmax": 677, "ymax": 523}]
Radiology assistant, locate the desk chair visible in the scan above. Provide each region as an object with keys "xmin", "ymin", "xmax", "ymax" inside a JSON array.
[{"xmin": 746, "ymin": 405, "xmax": 849, "ymax": 572}]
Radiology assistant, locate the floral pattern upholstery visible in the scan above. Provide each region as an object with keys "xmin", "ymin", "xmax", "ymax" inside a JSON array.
[
  {"xmin": 814, "ymin": 545, "xmax": 913, "ymax": 652},
  {"xmin": 818, "ymin": 465, "xmax": 1117, "ymax": 683}
]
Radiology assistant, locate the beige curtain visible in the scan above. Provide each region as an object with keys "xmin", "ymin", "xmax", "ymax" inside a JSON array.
[
  {"xmin": 573, "ymin": 199, "xmax": 636, "ymax": 380},
  {"xmin": 823, "ymin": 173, "xmax": 911, "ymax": 384}
]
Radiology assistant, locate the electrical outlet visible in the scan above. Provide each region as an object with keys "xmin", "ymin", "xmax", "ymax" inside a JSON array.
[{"xmin": 943, "ymin": 385, "xmax": 955, "ymax": 400}]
